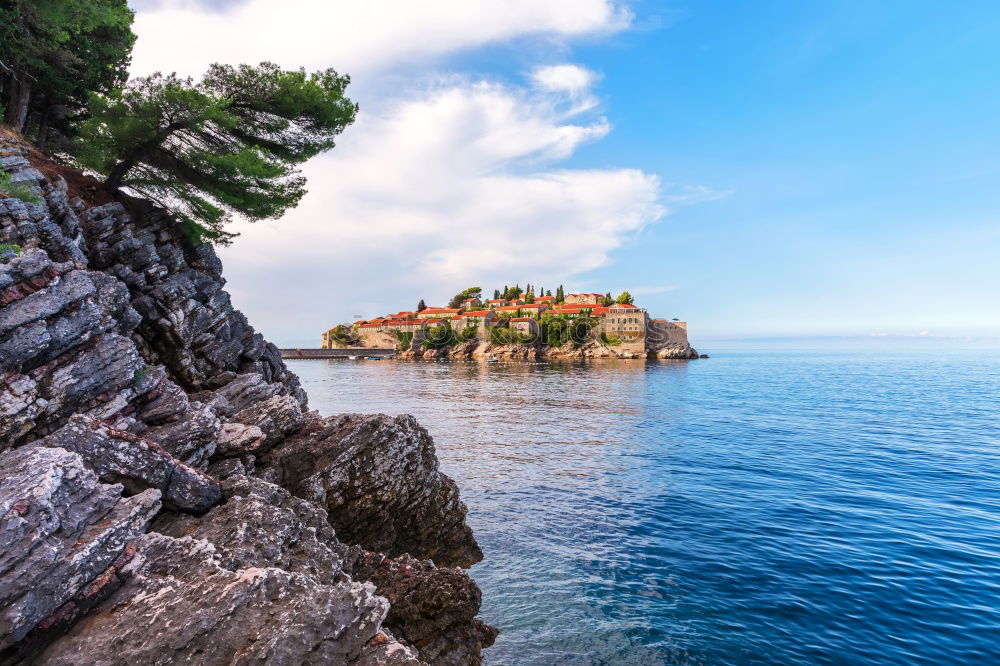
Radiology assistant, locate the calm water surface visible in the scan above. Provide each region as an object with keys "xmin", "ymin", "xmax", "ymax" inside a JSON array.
[{"xmin": 288, "ymin": 349, "xmax": 1000, "ymax": 665}]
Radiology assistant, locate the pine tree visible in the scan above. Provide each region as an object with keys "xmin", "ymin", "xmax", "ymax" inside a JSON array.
[
  {"xmin": 0, "ymin": 0, "xmax": 136, "ymax": 144},
  {"xmin": 416, "ymin": 299, "xmax": 426, "ymax": 312},
  {"xmin": 556, "ymin": 285, "xmax": 564, "ymax": 304},
  {"xmin": 493, "ymin": 289, "xmax": 500, "ymax": 300},
  {"xmin": 616, "ymin": 291, "xmax": 634, "ymax": 305},
  {"xmin": 74, "ymin": 62, "xmax": 357, "ymax": 243}
]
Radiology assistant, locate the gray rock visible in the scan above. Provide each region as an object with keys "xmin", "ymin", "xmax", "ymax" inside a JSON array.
[
  {"xmin": 154, "ymin": 475, "xmax": 350, "ymax": 585},
  {"xmin": 230, "ymin": 393, "xmax": 305, "ymax": 452},
  {"xmin": 38, "ymin": 415, "xmax": 221, "ymax": 513},
  {"xmin": 35, "ymin": 533, "xmax": 406, "ymax": 666},
  {"xmin": 350, "ymin": 552, "xmax": 498, "ymax": 666},
  {"xmin": 0, "ymin": 446, "xmax": 160, "ymax": 657},
  {"xmin": 215, "ymin": 421, "xmax": 266, "ymax": 456},
  {"xmin": 257, "ymin": 413, "xmax": 483, "ymax": 569},
  {"xmin": 215, "ymin": 372, "xmax": 281, "ymax": 413}
]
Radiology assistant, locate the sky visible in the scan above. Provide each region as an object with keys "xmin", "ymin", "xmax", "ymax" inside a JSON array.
[{"xmin": 127, "ymin": 0, "xmax": 1000, "ymax": 347}]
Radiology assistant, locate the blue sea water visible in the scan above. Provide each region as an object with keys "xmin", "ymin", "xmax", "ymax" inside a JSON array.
[{"xmin": 287, "ymin": 349, "xmax": 1000, "ymax": 665}]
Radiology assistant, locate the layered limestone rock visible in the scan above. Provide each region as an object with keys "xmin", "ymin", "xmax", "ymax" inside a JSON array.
[
  {"xmin": 0, "ymin": 446, "xmax": 161, "ymax": 662},
  {"xmin": 0, "ymin": 134, "xmax": 494, "ymax": 663},
  {"xmin": 257, "ymin": 413, "xmax": 483, "ymax": 569},
  {"xmin": 33, "ymin": 533, "xmax": 421, "ymax": 666}
]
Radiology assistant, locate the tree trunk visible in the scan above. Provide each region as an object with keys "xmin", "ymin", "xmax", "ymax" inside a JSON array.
[
  {"xmin": 36, "ymin": 104, "xmax": 51, "ymax": 150},
  {"xmin": 5, "ymin": 78, "xmax": 31, "ymax": 132},
  {"xmin": 105, "ymin": 155, "xmax": 137, "ymax": 192}
]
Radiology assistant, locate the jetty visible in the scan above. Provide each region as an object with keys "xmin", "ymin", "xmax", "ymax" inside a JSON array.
[{"xmin": 279, "ymin": 348, "xmax": 396, "ymax": 359}]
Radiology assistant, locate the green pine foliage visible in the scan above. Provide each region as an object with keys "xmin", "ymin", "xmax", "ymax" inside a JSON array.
[
  {"xmin": 416, "ymin": 299, "xmax": 427, "ymax": 312},
  {"xmin": 72, "ymin": 62, "xmax": 357, "ymax": 243},
  {"xmin": 448, "ymin": 286, "xmax": 481, "ymax": 308},
  {"xmin": 0, "ymin": 0, "xmax": 135, "ymax": 147},
  {"xmin": 616, "ymin": 290, "xmax": 634, "ymax": 305}
]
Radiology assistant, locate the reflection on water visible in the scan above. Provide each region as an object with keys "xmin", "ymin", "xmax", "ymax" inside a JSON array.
[{"xmin": 290, "ymin": 352, "xmax": 1000, "ymax": 665}]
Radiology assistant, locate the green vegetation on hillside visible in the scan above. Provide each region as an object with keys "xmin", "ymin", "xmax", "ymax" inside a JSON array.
[
  {"xmin": 539, "ymin": 316, "xmax": 598, "ymax": 348},
  {"xmin": 393, "ymin": 329, "xmax": 414, "ymax": 350},
  {"xmin": 0, "ymin": 171, "xmax": 41, "ymax": 203}
]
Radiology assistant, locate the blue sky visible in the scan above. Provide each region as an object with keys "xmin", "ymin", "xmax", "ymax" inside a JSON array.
[{"xmin": 129, "ymin": 1, "xmax": 1000, "ymax": 346}]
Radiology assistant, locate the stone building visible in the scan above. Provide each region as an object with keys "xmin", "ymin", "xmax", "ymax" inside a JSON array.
[
  {"xmin": 595, "ymin": 304, "xmax": 647, "ymax": 353},
  {"xmin": 417, "ymin": 308, "xmax": 461, "ymax": 319},
  {"xmin": 564, "ymin": 293, "xmax": 604, "ymax": 305},
  {"xmin": 509, "ymin": 317, "xmax": 539, "ymax": 337}
]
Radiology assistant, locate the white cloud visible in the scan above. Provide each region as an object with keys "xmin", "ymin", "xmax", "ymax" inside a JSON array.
[
  {"xmin": 130, "ymin": 0, "xmax": 631, "ymax": 77},
  {"xmin": 218, "ymin": 77, "xmax": 673, "ymax": 342},
  {"xmin": 531, "ymin": 64, "xmax": 599, "ymax": 93},
  {"xmin": 127, "ymin": 0, "xmax": 705, "ymax": 346}
]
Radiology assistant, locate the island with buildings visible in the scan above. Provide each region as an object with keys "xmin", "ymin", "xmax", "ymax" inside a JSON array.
[{"xmin": 320, "ymin": 286, "xmax": 701, "ymax": 360}]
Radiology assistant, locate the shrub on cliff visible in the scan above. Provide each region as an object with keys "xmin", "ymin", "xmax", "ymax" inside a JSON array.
[{"xmin": 72, "ymin": 62, "xmax": 357, "ymax": 243}]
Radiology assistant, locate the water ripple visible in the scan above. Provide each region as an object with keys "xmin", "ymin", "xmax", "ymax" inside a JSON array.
[{"xmin": 291, "ymin": 350, "xmax": 1000, "ymax": 665}]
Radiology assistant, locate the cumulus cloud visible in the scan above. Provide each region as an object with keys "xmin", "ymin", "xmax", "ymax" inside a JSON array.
[
  {"xmin": 130, "ymin": 0, "xmax": 632, "ymax": 77},
  {"xmin": 126, "ymin": 0, "xmax": 701, "ymax": 345},
  {"xmin": 531, "ymin": 64, "xmax": 600, "ymax": 93},
  {"xmin": 219, "ymin": 76, "xmax": 669, "ymax": 342}
]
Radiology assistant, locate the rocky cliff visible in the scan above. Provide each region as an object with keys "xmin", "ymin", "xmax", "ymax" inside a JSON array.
[{"xmin": 0, "ymin": 133, "xmax": 496, "ymax": 665}]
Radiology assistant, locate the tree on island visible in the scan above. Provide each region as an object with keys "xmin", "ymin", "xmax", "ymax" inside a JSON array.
[
  {"xmin": 72, "ymin": 62, "xmax": 357, "ymax": 243},
  {"xmin": 416, "ymin": 299, "xmax": 426, "ymax": 312},
  {"xmin": 493, "ymin": 289, "xmax": 500, "ymax": 300},
  {"xmin": 1, "ymin": 0, "xmax": 136, "ymax": 148},
  {"xmin": 502, "ymin": 284, "xmax": 522, "ymax": 300},
  {"xmin": 616, "ymin": 291, "xmax": 634, "ymax": 305},
  {"xmin": 601, "ymin": 292, "xmax": 613, "ymax": 306},
  {"xmin": 524, "ymin": 291, "xmax": 535, "ymax": 304},
  {"xmin": 448, "ymin": 286, "xmax": 481, "ymax": 309},
  {"xmin": 555, "ymin": 285, "xmax": 565, "ymax": 304}
]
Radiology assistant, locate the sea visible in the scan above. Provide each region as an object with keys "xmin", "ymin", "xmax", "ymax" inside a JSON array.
[{"xmin": 287, "ymin": 348, "xmax": 1000, "ymax": 665}]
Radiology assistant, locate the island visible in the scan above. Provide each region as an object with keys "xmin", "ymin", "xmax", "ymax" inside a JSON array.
[{"xmin": 321, "ymin": 287, "xmax": 701, "ymax": 360}]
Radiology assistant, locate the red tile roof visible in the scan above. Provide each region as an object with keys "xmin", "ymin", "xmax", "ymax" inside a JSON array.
[
  {"xmin": 510, "ymin": 317, "xmax": 534, "ymax": 322},
  {"xmin": 463, "ymin": 310, "xmax": 492, "ymax": 317},
  {"xmin": 496, "ymin": 305, "xmax": 522, "ymax": 311},
  {"xmin": 420, "ymin": 308, "xmax": 461, "ymax": 314}
]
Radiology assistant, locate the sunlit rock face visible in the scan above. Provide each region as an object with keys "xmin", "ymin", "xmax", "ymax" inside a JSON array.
[{"xmin": 0, "ymin": 133, "xmax": 494, "ymax": 665}]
